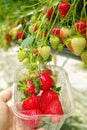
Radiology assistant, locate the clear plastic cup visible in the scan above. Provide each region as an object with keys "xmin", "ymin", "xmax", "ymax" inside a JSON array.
[{"xmin": 12, "ymin": 65, "xmax": 75, "ymax": 130}]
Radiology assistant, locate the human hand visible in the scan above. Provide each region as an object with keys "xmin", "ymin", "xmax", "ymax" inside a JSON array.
[{"xmin": 0, "ymin": 88, "xmax": 45, "ymax": 130}]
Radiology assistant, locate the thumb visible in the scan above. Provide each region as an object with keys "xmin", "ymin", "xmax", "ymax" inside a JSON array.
[
  {"xmin": 0, "ymin": 87, "xmax": 12, "ymax": 129},
  {"xmin": 0, "ymin": 102, "xmax": 11, "ymax": 129}
]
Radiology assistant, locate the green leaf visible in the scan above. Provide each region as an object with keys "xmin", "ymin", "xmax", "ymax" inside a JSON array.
[
  {"xmin": 52, "ymin": 86, "xmax": 62, "ymax": 95},
  {"xmin": 18, "ymin": 80, "xmax": 27, "ymax": 93},
  {"xmin": 21, "ymin": 35, "xmax": 35, "ymax": 48},
  {"xmin": 32, "ymin": 77, "xmax": 41, "ymax": 93}
]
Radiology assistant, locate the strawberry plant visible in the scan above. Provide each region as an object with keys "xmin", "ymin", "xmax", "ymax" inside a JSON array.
[{"xmin": 8, "ymin": 0, "xmax": 86, "ymax": 130}]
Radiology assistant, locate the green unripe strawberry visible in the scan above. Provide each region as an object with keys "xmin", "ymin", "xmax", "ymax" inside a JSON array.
[
  {"xmin": 31, "ymin": 15, "xmax": 36, "ymax": 23},
  {"xmin": 71, "ymin": 36, "xmax": 86, "ymax": 56},
  {"xmin": 50, "ymin": 36, "xmax": 60, "ymax": 49},
  {"xmin": 81, "ymin": 51, "xmax": 87, "ymax": 65},
  {"xmin": 28, "ymin": 24, "xmax": 34, "ymax": 34},
  {"xmin": 17, "ymin": 39, "xmax": 23, "ymax": 44},
  {"xmin": 18, "ymin": 49, "xmax": 27, "ymax": 62},
  {"xmin": 9, "ymin": 27, "xmax": 18, "ymax": 40},
  {"xmin": 38, "ymin": 46, "xmax": 51, "ymax": 60},
  {"xmin": 22, "ymin": 57, "xmax": 29, "ymax": 65},
  {"xmin": 58, "ymin": 43, "xmax": 64, "ymax": 52}
]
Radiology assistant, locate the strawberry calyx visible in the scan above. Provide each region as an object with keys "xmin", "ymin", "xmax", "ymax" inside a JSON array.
[
  {"xmin": 52, "ymin": 86, "xmax": 62, "ymax": 95},
  {"xmin": 65, "ymin": 37, "xmax": 72, "ymax": 49}
]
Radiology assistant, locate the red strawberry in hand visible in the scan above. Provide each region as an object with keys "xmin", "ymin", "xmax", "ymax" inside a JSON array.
[
  {"xmin": 44, "ymin": 98, "xmax": 64, "ymax": 115},
  {"xmin": 22, "ymin": 95, "xmax": 40, "ymax": 110},
  {"xmin": 39, "ymin": 73, "xmax": 55, "ymax": 91},
  {"xmin": 21, "ymin": 109, "xmax": 42, "ymax": 129},
  {"xmin": 58, "ymin": 2, "xmax": 70, "ymax": 18},
  {"xmin": 40, "ymin": 90, "xmax": 59, "ymax": 113},
  {"xmin": 75, "ymin": 19, "xmax": 87, "ymax": 35},
  {"xmin": 43, "ymin": 7, "xmax": 54, "ymax": 19}
]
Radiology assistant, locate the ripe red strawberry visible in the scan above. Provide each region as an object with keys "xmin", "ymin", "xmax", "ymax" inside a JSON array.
[
  {"xmin": 16, "ymin": 30, "xmax": 24, "ymax": 39},
  {"xmin": 24, "ymin": 80, "xmax": 35, "ymax": 95},
  {"xmin": 43, "ymin": 68, "xmax": 52, "ymax": 75},
  {"xmin": 75, "ymin": 19, "xmax": 87, "ymax": 35},
  {"xmin": 21, "ymin": 109, "xmax": 42, "ymax": 129},
  {"xmin": 40, "ymin": 90, "xmax": 59, "ymax": 113},
  {"xmin": 43, "ymin": 7, "xmax": 54, "ymax": 19},
  {"xmin": 24, "ymin": 79, "xmax": 40, "ymax": 95},
  {"xmin": 44, "ymin": 99, "xmax": 64, "ymax": 115},
  {"xmin": 22, "ymin": 95, "xmax": 40, "ymax": 110},
  {"xmin": 39, "ymin": 73, "xmax": 55, "ymax": 91},
  {"xmin": 58, "ymin": 2, "xmax": 70, "ymax": 18},
  {"xmin": 52, "ymin": 27, "xmax": 60, "ymax": 36}
]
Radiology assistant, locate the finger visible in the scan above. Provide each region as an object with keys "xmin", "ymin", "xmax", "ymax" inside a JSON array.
[{"xmin": 0, "ymin": 87, "xmax": 12, "ymax": 102}]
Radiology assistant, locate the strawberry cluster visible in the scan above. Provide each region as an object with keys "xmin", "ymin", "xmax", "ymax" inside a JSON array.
[
  {"xmin": 17, "ymin": 1, "xmax": 87, "ymax": 66},
  {"xmin": 4, "ymin": 24, "xmax": 25, "ymax": 49},
  {"xmin": 18, "ymin": 68, "xmax": 64, "ymax": 128}
]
